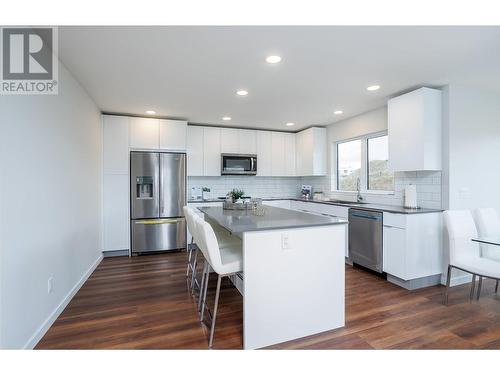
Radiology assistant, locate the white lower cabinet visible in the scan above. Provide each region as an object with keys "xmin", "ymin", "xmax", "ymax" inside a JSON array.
[
  {"xmin": 102, "ymin": 174, "xmax": 129, "ymax": 252},
  {"xmin": 263, "ymin": 200, "xmax": 291, "ymax": 209},
  {"xmin": 289, "ymin": 200, "xmax": 349, "ymax": 257},
  {"xmin": 382, "ymin": 212, "xmax": 442, "ymax": 280}
]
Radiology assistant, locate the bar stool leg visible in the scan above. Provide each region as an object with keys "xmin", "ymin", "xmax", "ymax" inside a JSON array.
[
  {"xmin": 209, "ymin": 274, "xmax": 222, "ymax": 348},
  {"xmin": 190, "ymin": 248, "xmax": 199, "ymax": 293},
  {"xmin": 470, "ymin": 274, "xmax": 476, "ymax": 302},
  {"xmin": 200, "ymin": 265, "xmax": 210, "ymax": 321},
  {"xmin": 186, "ymin": 239, "xmax": 194, "ymax": 276},
  {"xmin": 198, "ymin": 261, "xmax": 207, "ymax": 312},
  {"xmin": 444, "ymin": 265, "xmax": 452, "ymax": 305},
  {"xmin": 476, "ymin": 276, "xmax": 483, "ymax": 301}
]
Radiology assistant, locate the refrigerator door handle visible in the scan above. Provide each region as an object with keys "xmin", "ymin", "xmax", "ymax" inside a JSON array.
[{"xmin": 135, "ymin": 218, "xmax": 184, "ymax": 225}]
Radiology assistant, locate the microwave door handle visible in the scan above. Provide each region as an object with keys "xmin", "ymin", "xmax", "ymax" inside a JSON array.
[{"xmin": 251, "ymin": 157, "xmax": 254, "ymax": 171}]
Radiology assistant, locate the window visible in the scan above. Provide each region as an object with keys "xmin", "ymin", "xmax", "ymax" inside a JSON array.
[
  {"xmin": 368, "ymin": 135, "xmax": 394, "ymax": 191},
  {"xmin": 337, "ymin": 139, "xmax": 362, "ymax": 191},
  {"xmin": 335, "ymin": 133, "xmax": 394, "ymax": 192}
]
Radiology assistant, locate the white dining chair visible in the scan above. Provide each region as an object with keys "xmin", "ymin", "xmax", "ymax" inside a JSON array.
[
  {"xmin": 194, "ymin": 215, "xmax": 243, "ymax": 348},
  {"xmin": 474, "ymin": 208, "xmax": 500, "ymax": 293},
  {"xmin": 443, "ymin": 210, "xmax": 500, "ymax": 304},
  {"xmin": 474, "ymin": 208, "xmax": 500, "ymax": 259}
]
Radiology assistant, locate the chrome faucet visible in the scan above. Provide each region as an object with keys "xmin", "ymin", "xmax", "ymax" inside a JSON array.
[{"xmin": 356, "ymin": 178, "xmax": 364, "ymax": 203}]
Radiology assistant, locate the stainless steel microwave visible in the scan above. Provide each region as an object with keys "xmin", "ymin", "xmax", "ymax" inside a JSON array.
[{"xmin": 221, "ymin": 154, "xmax": 257, "ymax": 175}]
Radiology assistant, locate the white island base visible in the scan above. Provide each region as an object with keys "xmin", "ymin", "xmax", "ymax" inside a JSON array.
[{"xmin": 241, "ymin": 225, "xmax": 345, "ymax": 349}]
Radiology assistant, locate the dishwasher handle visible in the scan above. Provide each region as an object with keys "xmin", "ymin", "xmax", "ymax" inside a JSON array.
[{"xmin": 349, "ymin": 210, "xmax": 382, "ymax": 220}]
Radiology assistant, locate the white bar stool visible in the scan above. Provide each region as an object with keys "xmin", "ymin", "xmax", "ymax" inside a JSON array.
[
  {"xmin": 184, "ymin": 206, "xmax": 204, "ymax": 293},
  {"xmin": 193, "ymin": 215, "xmax": 243, "ymax": 348}
]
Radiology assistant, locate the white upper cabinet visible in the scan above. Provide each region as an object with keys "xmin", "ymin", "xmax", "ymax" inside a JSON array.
[
  {"xmin": 221, "ymin": 128, "xmax": 239, "ymax": 153},
  {"xmin": 388, "ymin": 87, "xmax": 442, "ymax": 171},
  {"xmin": 130, "ymin": 117, "xmax": 159, "ymax": 149},
  {"xmin": 256, "ymin": 131, "xmax": 272, "ymax": 176},
  {"xmin": 186, "ymin": 126, "xmax": 204, "ymax": 176},
  {"xmin": 271, "ymin": 132, "xmax": 286, "ymax": 176},
  {"xmin": 238, "ymin": 129, "xmax": 257, "ymax": 154},
  {"xmin": 102, "ymin": 115, "xmax": 129, "ymax": 174},
  {"xmin": 221, "ymin": 128, "xmax": 257, "ymax": 154},
  {"xmin": 203, "ymin": 127, "xmax": 221, "ymax": 176},
  {"xmin": 296, "ymin": 127, "xmax": 327, "ymax": 176},
  {"xmin": 159, "ymin": 119, "xmax": 187, "ymax": 151},
  {"xmin": 283, "ymin": 133, "xmax": 296, "ymax": 176}
]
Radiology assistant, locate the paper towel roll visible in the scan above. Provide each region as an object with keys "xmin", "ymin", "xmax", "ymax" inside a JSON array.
[{"xmin": 404, "ymin": 184, "xmax": 418, "ymax": 208}]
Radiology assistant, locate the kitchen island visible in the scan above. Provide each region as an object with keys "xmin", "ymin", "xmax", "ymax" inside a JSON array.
[{"xmin": 198, "ymin": 206, "xmax": 348, "ymax": 349}]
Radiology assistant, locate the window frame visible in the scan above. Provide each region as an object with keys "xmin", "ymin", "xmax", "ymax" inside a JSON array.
[{"xmin": 332, "ymin": 131, "xmax": 394, "ymax": 195}]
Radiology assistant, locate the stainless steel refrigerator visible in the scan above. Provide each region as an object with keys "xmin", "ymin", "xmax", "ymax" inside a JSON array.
[{"xmin": 130, "ymin": 151, "xmax": 186, "ymax": 254}]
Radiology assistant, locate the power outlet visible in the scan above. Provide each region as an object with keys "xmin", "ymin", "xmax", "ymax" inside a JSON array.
[
  {"xmin": 47, "ymin": 277, "xmax": 54, "ymax": 294},
  {"xmin": 281, "ymin": 233, "xmax": 292, "ymax": 250}
]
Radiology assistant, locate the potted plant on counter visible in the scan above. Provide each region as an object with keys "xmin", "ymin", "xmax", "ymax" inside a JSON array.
[{"xmin": 228, "ymin": 188, "xmax": 245, "ymax": 203}]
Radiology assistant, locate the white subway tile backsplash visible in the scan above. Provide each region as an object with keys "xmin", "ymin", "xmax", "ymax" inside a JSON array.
[
  {"xmin": 305, "ymin": 171, "xmax": 442, "ymax": 209},
  {"xmin": 189, "ymin": 170, "xmax": 442, "ymax": 209}
]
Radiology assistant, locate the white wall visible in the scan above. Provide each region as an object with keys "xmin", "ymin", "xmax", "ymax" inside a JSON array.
[
  {"xmin": 0, "ymin": 63, "xmax": 102, "ymax": 349},
  {"xmin": 441, "ymin": 84, "xmax": 500, "ymax": 284},
  {"xmin": 442, "ymin": 84, "xmax": 500, "ymax": 211}
]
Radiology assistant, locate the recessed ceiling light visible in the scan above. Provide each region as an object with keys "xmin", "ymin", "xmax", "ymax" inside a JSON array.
[
  {"xmin": 236, "ymin": 90, "xmax": 248, "ymax": 96},
  {"xmin": 266, "ymin": 55, "xmax": 282, "ymax": 64},
  {"xmin": 367, "ymin": 85, "xmax": 380, "ymax": 91},
  {"xmin": 222, "ymin": 116, "xmax": 231, "ymax": 121},
  {"xmin": 286, "ymin": 122, "xmax": 295, "ymax": 127},
  {"xmin": 334, "ymin": 110, "xmax": 343, "ymax": 115},
  {"xmin": 145, "ymin": 110, "xmax": 156, "ymax": 115}
]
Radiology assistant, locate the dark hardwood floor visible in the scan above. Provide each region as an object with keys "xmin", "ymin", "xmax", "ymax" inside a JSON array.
[{"xmin": 36, "ymin": 252, "xmax": 500, "ymax": 349}]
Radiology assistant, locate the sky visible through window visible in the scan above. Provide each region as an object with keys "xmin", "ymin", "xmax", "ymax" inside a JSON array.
[{"xmin": 337, "ymin": 135, "xmax": 394, "ymax": 192}]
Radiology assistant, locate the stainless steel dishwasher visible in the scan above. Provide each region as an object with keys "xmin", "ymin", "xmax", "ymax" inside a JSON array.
[{"xmin": 348, "ymin": 208, "xmax": 383, "ymax": 273}]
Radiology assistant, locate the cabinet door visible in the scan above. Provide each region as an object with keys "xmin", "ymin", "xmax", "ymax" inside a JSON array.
[
  {"xmin": 257, "ymin": 131, "xmax": 272, "ymax": 176},
  {"xmin": 186, "ymin": 126, "xmax": 204, "ymax": 176},
  {"xmin": 263, "ymin": 200, "xmax": 291, "ymax": 209},
  {"xmin": 102, "ymin": 115, "xmax": 129, "ymax": 174},
  {"xmin": 284, "ymin": 133, "xmax": 296, "ymax": 176},
  {"xmin": 159, "ymin": 119, "xmax": 187, "ymax": 151},
  {"xmin": 238, "ymin": 129, "xmax": 257, "ymax": 154},
  {"xmin": 271, "ymin": 132, "xmax": 285, "ymax": 176},
  {"xmin": 388, "ymin": 87, "xmax": 442, "ymax": 171},
  {"xmin": 130, "ymin": 117, "xmax": 159, "ymax": 149},
  {"xmin": 383, "ymin": 225, "xmax": 407, "ymax": 279},
  {"xmin": 295, "ymin": 131, "xmax": 307, "ymax": 176},
  {"xmin": 221, "ymin": 128, "xmax": 239, "ymax": 153},
  {"xmin": 103, "ymin": 174, "xmax": 129, "ymax": 251},
  {"xmin": 203, "ymin": 127, "xmax": 221, "ymax": 176}
]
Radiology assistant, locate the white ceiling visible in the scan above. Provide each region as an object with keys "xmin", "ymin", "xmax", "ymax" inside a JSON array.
[{"xmin": 59, "ymin": 26, "xmax": 500, "ymax": 131}]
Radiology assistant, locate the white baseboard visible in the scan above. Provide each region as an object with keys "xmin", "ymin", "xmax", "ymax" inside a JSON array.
[{"xmin": 23, "ymin": 253, "xmax": 103, "ymax": 349}]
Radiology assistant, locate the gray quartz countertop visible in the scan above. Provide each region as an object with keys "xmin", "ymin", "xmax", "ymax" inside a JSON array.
[
  {"xmin": 198, "ymin": 206, "xmax": 347, "ymax": 234},
  {"xmin": 189, "ymin": 197, "xmax": 442, "ymax": 215}
]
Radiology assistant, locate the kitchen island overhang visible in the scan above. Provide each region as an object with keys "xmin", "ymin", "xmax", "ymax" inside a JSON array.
[{"xmin": 198, "ymin": 206, "xmax": 348, "ymax": 349}]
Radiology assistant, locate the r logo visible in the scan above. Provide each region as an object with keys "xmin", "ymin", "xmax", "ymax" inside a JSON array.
[{"xmin": 2, "ymin": 28, "xmax": 53, "ymax": 80}]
